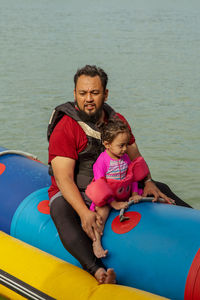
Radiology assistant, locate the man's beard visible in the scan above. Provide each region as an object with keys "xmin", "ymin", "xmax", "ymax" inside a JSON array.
[{"xmin": 76, "ymin": 103, "xmax": 104, "ymax": 124}]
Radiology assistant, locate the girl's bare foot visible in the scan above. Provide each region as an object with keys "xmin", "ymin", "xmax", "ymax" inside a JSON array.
[
  {"xmin": 94, "ymin": 268, "xmax": 116, "ymax": 284},
  {"xmin": 93, "ymin": 241, "xmax": 108, "ymax": 258}
]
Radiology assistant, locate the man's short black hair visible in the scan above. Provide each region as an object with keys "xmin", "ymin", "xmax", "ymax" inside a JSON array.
[{"xmin": 74, "ymin": 65, "xmax": 108, "ymax": 91}]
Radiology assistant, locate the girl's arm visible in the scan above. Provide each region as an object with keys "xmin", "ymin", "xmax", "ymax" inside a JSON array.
[
  {"xmin": 92, "ymin": 154, "xmax": 116, "ymax": 205},
  {"xmin": 129, "ymin": 181, "xmax": 142, "ymax": 203},
  {"xmin": 93, "ymin": 153, "xmax": 108, "ymax": 180}
]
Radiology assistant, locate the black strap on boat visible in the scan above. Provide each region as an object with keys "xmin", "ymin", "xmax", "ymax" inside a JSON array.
[{"xmin": 0, "ymin": 269, "xmax": 56, "ymax": 300}]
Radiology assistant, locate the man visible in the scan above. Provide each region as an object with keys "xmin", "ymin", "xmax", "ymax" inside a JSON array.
[{"xmin": 48, "ymin": 65, "xmax": 191, "ymax": 284}]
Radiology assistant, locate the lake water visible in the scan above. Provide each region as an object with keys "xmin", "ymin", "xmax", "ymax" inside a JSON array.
[{"xmin": 1, "ymin": 0, "xmax": 200, "ymax": 207}]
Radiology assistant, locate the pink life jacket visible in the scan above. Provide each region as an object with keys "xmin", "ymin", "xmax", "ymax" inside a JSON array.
[{"xmin": 85, "ymin": 156, "xmax": 149, "ymax": 207}]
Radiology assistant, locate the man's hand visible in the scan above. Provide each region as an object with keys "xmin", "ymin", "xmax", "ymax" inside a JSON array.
[
  {"xmin": 52, "ymin": 156, "xmax": 105, "ymax": 239},
  {"xmin": 143, "ymin": 181, "xmax": 175, "ymax": 204},
  {"xmin": 80, "ymin": 209, "xmax": 103, "ymax": 241}
]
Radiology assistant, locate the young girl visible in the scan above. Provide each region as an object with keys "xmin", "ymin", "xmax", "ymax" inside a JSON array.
[{"xmin": 86, "ymin": 118, "xmax": 149, "ymax": 258}]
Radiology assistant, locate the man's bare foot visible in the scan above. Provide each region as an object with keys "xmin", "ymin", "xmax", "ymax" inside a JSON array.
[
  {"xmin": 104, "ymin": 268, "xmax": 116, "ymax": 284},
  {"xmin": 93, "ymin": 241, "xmax": 108, "ymax": 258},
  {"xmin": 94, "ymin": 268, "xmax": 107, "ymax": 284},
  {"xmin": 94, "ymin": 268, "xmax": 116, "ymax": 284}
]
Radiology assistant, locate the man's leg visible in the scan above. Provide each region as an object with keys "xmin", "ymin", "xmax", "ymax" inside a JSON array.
[
  {"xmin": 153, "ymin": 181, "xmax": 192, "ymax": 208},
  {"xmin": 50, "ymin": 195, "xmax": 106, "ymax": 275}
]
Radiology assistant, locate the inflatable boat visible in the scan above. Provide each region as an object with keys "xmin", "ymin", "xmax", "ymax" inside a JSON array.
[
  {"xmin": 0, "ymin": 146, "xmax": 200, "ymax": 300},
  {"xmin": 0, "ymin": 231, "xmax": 165, "ymax": 300}
]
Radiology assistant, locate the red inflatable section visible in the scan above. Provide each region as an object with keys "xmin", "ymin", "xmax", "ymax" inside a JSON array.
[
  {"xmin": 111, "ymin": 212, "xmax": 141, "ymax": 234},
  {"xmin": 0, "ymin": 163, "xmax": 6, "ymax": 175},
  {"xmin": 37, "ymin": 200, "xmax": 50, "ymax": 215},
  {"xmin": 184, "ymin": 248, "xmax": 200, "ymax": 299}
]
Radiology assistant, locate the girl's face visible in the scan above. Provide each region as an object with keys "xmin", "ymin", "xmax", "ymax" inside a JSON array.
[{"xmin": 104, "ymin": 132, "xmax": 130, "ymax": 159}]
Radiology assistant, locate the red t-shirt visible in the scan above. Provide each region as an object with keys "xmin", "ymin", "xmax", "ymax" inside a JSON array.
[{"xmin": 48, "ymin": 112, "xmax": 135, "ymax": 198}]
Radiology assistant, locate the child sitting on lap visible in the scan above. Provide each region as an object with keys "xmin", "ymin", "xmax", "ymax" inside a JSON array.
[{"xmin": 86, "ymin": 118, "xmax": 149, "ymax": 258}]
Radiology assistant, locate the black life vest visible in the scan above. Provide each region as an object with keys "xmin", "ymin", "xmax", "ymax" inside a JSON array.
[{"xmin": 47, "ymin": 102, "xmax": 117, "ymax": 191}]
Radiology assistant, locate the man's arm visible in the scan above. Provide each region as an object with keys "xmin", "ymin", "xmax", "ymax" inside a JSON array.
[
  {"xmin": 51, "ymin": 156, "xmax": 102, "ymax": 240},
  {"xmin": 127, "ymin": 142, "xmax": 141, "ymax": 160},
  {"xmin": 127, "ymin": 142, "xmax": 174, "ymax": 203},
  {"xmin": 127, "ymin": 142, "xmax": 151, "ymax": 181}
]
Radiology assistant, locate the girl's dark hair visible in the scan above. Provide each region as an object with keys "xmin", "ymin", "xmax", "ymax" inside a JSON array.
[
  {"xmin": 74, "ymin": 65, "xmax": 108, "ymax": 91},
  {"xmin": 101, "ymin": 118, "xmax": 130, "ymax": 143}
]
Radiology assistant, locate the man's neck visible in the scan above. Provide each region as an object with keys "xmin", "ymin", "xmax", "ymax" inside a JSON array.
[{"xmin": 96, "ymin": 109, "xmax": 105, "ymax": 127}]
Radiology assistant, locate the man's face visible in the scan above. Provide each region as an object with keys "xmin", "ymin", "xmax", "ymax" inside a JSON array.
[{"xmin": 74, "ymin": 75, "xmax": 108, "ymax": 121}]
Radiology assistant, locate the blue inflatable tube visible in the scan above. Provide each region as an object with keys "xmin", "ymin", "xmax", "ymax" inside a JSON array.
[
  {"xmin": 0, "ymin": 147, "xmax": 51, "ymax": 233},
  {"xmin": 0, "ymin": 147, "xmax": 200, "ymax": 299}
]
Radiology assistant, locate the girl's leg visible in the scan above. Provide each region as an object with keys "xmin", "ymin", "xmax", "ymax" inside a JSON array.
[{"xmin": 93, "ymin": 205, "xmax": 110, "ymax": 258}]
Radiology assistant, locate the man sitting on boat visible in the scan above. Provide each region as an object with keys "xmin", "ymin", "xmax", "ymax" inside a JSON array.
[{"xmin": 47, "ymin": 65, "xmax": 191, "ymax": 284}]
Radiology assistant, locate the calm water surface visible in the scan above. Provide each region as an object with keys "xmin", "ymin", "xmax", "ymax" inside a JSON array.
[{"xmin": 1, "ymin": 0, "xmax": 200, "ymax": 207}]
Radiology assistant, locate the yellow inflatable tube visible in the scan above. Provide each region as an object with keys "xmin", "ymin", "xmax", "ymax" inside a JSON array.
[{"xmin": 0, "ymin": 232, "xmax": 167, "ymax": 300}]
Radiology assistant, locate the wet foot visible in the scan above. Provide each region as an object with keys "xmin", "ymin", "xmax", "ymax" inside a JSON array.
[
  {"xmin": 93, "ymin": 241, "xmax": 108, "ymax": 258},
  {"xmin": 94, "ymin": 268, "xmax": 116, "ymax": 284}
]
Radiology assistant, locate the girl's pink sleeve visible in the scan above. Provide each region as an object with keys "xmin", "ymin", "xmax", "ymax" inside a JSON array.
[
  {"xmin": 93, "ymin": 153, "xmax": 116, "ymax": 204},
  {"xmin": 93, "ymin": 153, "xmax": 108, "ymax": 180}
]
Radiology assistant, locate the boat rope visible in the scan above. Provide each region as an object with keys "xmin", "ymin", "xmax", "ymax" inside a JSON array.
[
  {"xmin": 0, "ymin": 150, "xmax": 38, "ymax": 160},
  {"xmin": 119, "ymin": 197, "xmax": 165, "ymax": 222}
]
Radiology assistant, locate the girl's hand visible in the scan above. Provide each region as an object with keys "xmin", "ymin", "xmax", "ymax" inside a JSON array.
[
  {"xmin": 111, "ymin": 201, "xmax": 129, "ymax": 210},
  {"xmin": 129, "ymin": 195, "xmax": 142, "ymax": 203}
]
